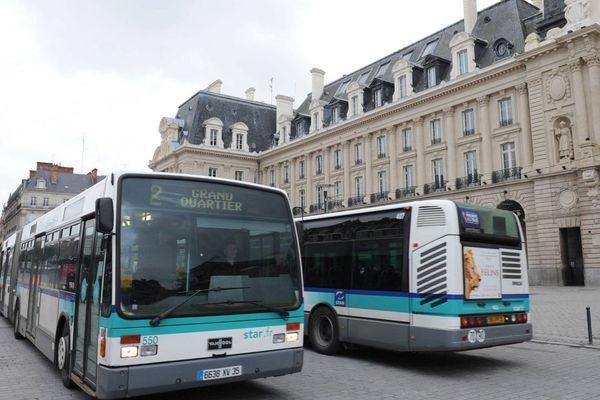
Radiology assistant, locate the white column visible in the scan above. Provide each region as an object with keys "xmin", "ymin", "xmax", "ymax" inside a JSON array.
[
  {"xmin": 415, "ymin": 117, "xmax": 426, "ymax": 193},
  {"xmin": 569, "ymin": 58, "xmax": 590, "ymax": 148},
  {"xmin": 477, "ymin": 96, "xmax": 493, "ymax": 182},
  {"xmin": 290, "ymin": 159, "xmax": 296, "ymax": 206},
  {"xmin": 444, "ymin": 107, "xmax": 457, "ymax": 189},
  {"xmin": 516, "ymin": 83, "xmax": 533, "ymax": 167},
  {"xmin": 364, "ymin": 134, "xmax": 373, "ymax": 201},
  {"xmin": 343, "ymin": 140, "xmax": 351, "ymax": 206},
  {"xmin": 306, "ymin": 153, "xmax": 313, "ymax": 209},
  {"xmin": 584, "ymin": 53, "xmax": 600, "ymax": 144},
  {"xmin": 389, "ymin": 126, "xmax": 399, "ymax": 195}
]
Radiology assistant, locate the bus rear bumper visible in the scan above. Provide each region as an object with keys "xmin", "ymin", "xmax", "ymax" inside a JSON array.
[
  {"xmin": 95, "ymin": 347, "xmax": 303, "ymax": 399},
  {"xmin": 409, "ymin": 323, "xmax": 533, "ymax": 352}
]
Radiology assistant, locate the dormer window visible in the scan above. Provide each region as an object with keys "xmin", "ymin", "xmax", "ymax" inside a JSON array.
[
  {"xmin": 398, "ymin": 75, "xmax": 407, "ymax": 98},
  {"xmin": 332, "ymin": 107, "xmax": 340, "ymax": 124},
  {"xmin": 230, "ymin": 122, "xmax": 249, "ymax": 151},
  {"xmin": 426, "ymin": 66, "xmax": 437, "ymax": 88},
  {"xmin": 203, "ymin": 117, "xmax": 224, "ymax": 148},
  {"xmin": 312, "ymin": 111, "xmax": 320, "ymax": 132},
  {"xmin": 297, "ymin": 121, "xmax": 305, "ymax": 137},
  {"xmin": 375, "ymin": 62, "xmax": 390, "ymax": 78},
  {"xmin": 374, "ymin": 88, "xmax": 383, "ymax": 107},
  {"xmin": 210, "ymin": 129, "xmax": 218, "ymax": 146},
  {"xmin": 421, "ymin": 39, "xmax": 438, "ymax": 58},
  {"xmin": 458, "ymin": 49, "xmax": 469, "ymax": 75},
  {"xmin": 351, "ymin": 96, "xmax": 359, "ymax": 115},
  {"xmin": 36, "ymin": 178, "xmax": 46, "ymax": 189},
  {"xmin": 235, "ymin": 133, "xmax": 244, "ymax": 150}
]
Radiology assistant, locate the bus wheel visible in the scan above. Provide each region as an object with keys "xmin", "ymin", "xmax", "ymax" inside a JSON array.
[
  {"xmin": 13, "ymin": 304, "xmax": 23, "ymax": 340},
  {"xmin": 57, "ymin": 324, "xmax": 75, "ymax": 389},
  {"xmin": 309, "ymin": 307, "xmax": 342, "ymax": 355}
]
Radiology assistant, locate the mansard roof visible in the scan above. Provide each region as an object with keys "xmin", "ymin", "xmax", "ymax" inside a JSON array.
[
  {"xmin": 175, "ymin": 90, "xmax": 276, "ymax": 152},
  {"xmin": 295, "ymin": 0, "xmax": 542, "ymax": 116}
]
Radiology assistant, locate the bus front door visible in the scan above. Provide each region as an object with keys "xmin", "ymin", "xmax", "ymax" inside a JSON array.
[{"xmin": 72, "ymin": 218, "xmax": 105, "ymax": 388}]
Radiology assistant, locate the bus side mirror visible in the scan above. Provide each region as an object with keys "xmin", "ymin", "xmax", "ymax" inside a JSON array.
[{"xmin": 95, "ymin": 198, "xmax": 114, "ymax": 234}]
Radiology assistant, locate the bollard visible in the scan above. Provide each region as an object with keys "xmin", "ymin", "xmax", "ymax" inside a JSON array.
[{"xmin": 586, "ymin": 306, "xmax": 593, "ymax": 345}]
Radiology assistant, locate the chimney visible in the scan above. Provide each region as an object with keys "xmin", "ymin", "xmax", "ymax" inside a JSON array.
[
  {"xmin": 310, "ymin": 68, "xmax": 325, "ymax": 101},
  {"xmin": 206, "ymin": 79, "xmax": 223, "ymax": 94},
  {"xmin": 29, "ymin": 170, "xmax": 36, "ymax": 179},
  {"xmin": 245, "ymin": 87, "xmax": 256, "ymax": 101},
  {"xmin": 51, "ymin": 164, "xmax": 58, "ymax": 185},
  {"xmin": 276, "ymin": 95, "xmax": 294, "ymax": 122},
  {"xmin": 88, "ymin": 168, "xmax": 98, "ymax": 184},
  {"xmin": 463, "ymin": 0, "xmax": 477, "ymax": 35}
]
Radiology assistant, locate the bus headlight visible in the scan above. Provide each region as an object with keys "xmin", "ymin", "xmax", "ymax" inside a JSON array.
[
  {"xmin": 140, "ymin": 345, "xmax": 158, "ymax": 357},
  {"xmin": 273, "ymin": 333, "xmax": 286, "ymax": 344},
  {"xmin": 120, "ymin": 346, "xmax": 139, "ymax": 358}
]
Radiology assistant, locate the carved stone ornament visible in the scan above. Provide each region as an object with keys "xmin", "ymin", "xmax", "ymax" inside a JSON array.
[
  {"xmin": 582, "ymin": 167, "xmax": 600, "ymax": 206},
  {"xmin": 524, "ymin": 33, "xmax": 541, "ymax": 52},
  {"xmin": 564, "ymin": 0, "xmax": 592, "ymax": 32},
  {"xmin": 546, "ymin": 70, "xmax": 571, "ymax": 103},
  {"xmin": 558, "ymin": 188, "xmax": 578, "ymax": 210}
]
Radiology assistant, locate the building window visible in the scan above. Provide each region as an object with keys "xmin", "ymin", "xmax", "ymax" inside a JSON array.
[
  {"xmin": 499, "ymin": 98, "xmax": 513, "ymax": 127},
  {"xmin": 403, "ymin": 165, "xmax": 414, "ymax": 188},
  {"xmin": 208, "ymin": 168, "xmax": 217, "ymax": 177},
  {"xmin": 502, "ymin": 142, "xmax": 517, "ymax": 171},
  {"xmin": 374, "ymin": 88, "xmax": 383, "ymax": 107},
  {"xmin": 458, "ymin": 49, "xmax": 469, "ymax": 75},
  {"xmin": 376, "ymin": 135, "xmax": 386, "ymax": 158},
  {"xmin": 36, "ymin": 179, "xmax": 46, "ymax": 189},
  {"xmin": 235, "ymin": 171, "xmax": 244, "ymax": 181},
  {"xmin": 236, "ymin": 133, "xmax": 244, "ymax": 150},
  {"xmin": 313, "ymin": 112, "xmax": 320, "ymax": 131},
  {"xmin": 354, "ymin": 143, "xmax": 363, "ymax": 164},
  {"xmin": 43, "ymin": 197, "xmax": 49, "ymax": 207},
  {"xmin": 334, "ymin": 149, "xmax": 342, "ymax": 170},
  {"xmin": 283, "ymin": 165, "xmax": 289, "ymax": 183},
  {"xmin": 377, "ymin": 171, "xmax": 387, "ymax": 194},
  {"xmin": 270, "ymin": 169, "xmax": 276, "ymax": 186},
  {"xmin": 210, "ymin": 129, "xmax": 218, "ymax": 146},
  {"xmin": 30, "ymin": 196, "xmax": 37, "ymax": 206},
  {"xmin": 465, "ymin": 151, "xmax": 478, "ymax": 180},
  {"xmin": 334, "ymin": 181, "xmax": 342, "ymax": 200},
  {"xmin": 426, "ymin": 66, "xmax": 436, "ymax": 88},
  {"xmin": 299, "ymin": 189, "xmax": 306, "ymax": 208},
  {"xmin": 316, "ymin": 155, "xmax": 323, "ymax": 175},
  {"xmin": 432, "ymin": 158, "xmax": 444, "ymax": 190},
  {"xmin": 351, "ymin": 96, "xmax": 359, "ymax": 116},
  {"xmin": 421, "ymin": 39, "xmax": 438, "ymax": 58},
  {"xmin": 402, "ymin": 128, "xmax": 412, "ymax": 152},
  {"xmin": 297, "ymin": 122, "xmax": 305, "ymax": 137},
  {"xmin": 332, "ymin": 107, "xmax": 340, "ymax": 124},
  {"xmin": 398, "ymin": 75, "xmax": 407, "ymax": 99},
  {"xmin": 317, "ymin": 186, "xmax": 324, "ymax": 207},
  {"xmin": 355, "ymin": 176, "xmax": 364, "ymax": 198},
  {"xmin": 430, "ymin": 119, "xmax": 442, "ymax": 145},
  {"xmin": 462, "ymin": 109, "xmax": 475, "ymax": 136},
  {"xmin": 299, "ymin": 160, "xmax": 305, "ymax": 179}
]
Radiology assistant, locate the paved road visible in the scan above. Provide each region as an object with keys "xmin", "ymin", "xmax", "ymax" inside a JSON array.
[{"xmin": 1, "ymin": 324, "xmax": 598, "ymax": 400}]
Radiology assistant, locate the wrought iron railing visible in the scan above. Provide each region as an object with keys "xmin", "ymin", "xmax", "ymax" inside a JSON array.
[
  {"xmin": 492, "ymin": 167, "xmax": 522, "ymax": 183},
  {"xmin": 370, "ymin": 191, "xmax": 391, "ymax": 203},
  {"xmin": 424, "ymin": 179, "xmax": 447, "ymax": 194},
  {"xmin": 347, "ymin": 196, "xmax": 366, "ymax": 207},
  {"xmin": 455, "ymin": 173, "xmax": 482, "ymax": 189},
  {"xmin": 395, "ymin": 186, "xmax": 416, "ymax": 199}
]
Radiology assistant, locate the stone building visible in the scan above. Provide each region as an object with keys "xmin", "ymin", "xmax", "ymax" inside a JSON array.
[
  {"xmin": 0, "ymin": 162, "xmax": 102, "ymax": 242},
  {"xmin": 150, "ymin": 0, "xmax": 600, "ymax": 286}
]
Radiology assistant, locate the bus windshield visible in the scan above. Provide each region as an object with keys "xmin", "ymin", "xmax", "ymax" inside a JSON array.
[
  {"xmin": 455, "ymin": 202, "xmax": 521, "ymax": 245},
  {"xmin": 118, "ymin": 177, "xmax": 301, "ymax": 319}
]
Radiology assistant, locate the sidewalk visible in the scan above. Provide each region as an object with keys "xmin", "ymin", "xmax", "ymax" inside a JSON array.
[{"xmin": 529, "ymin": 286, "xmax": 600, "ymax": 348}]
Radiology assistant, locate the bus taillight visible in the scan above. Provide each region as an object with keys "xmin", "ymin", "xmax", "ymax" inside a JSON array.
[
  {"xmin": 99, "ymin": 328, "xmax": 106, "ymax": 358},
  {"xmin": 120, "ymin": 335, "xmax": 141, "ymax": 358}
]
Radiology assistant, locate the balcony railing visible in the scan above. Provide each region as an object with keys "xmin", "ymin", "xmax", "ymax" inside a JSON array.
[
  {"xmin": 455, "ymin": 173, "xmax": 482, "ymax": 189},
  {"xmin": 370, "ymin": 191, "xmax": 391, "ymax": 203},
  {"xmin": 347, "ymin": 196, "xmax": 366, "ymax": 207},
  {"xmin": 308, "ymin": 203, "xmax": 325, "ymax": 214},
  {"xmin": 377, "ymin": 153, "xmax": 386, "ymax": 159},
  {"xmin": 492, "ymin": 167, "xmax": 522, "ymax": 183},
  {"xmin": 395, "ymin": 186, "xmax": 416, "ymax": 199},
  {"xmin": 403, "ymin": 146, "xmax": 412, "ymax": 152},
  {"xmin": 424, "ymin": 179, "xmax": 447, "ymax": 194},
  {"xmin": 431, "ymin": 137, "xmax": 442, "ymax": 145}
]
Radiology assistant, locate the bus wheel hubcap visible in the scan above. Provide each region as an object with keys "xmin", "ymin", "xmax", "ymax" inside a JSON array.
[
  {"xmin": 317, "ymin": 317, "xmax": 333, "ymax": 345},
  {"xmin": 58, "ymin": 337, "xmax": 66, "ymax": 369}
]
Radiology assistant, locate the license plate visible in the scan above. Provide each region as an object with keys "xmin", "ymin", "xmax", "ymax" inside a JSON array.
[
  {"xmin": 198, "ymin": 365, "xmax": 242, "ymax": 381},
  {"xmin": 487, "ymin": 315, "xmax": 504, "ymax": 324}
]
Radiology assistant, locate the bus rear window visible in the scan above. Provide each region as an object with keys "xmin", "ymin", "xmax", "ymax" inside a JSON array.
[{"xmin": 456, "ymin": 203, "xmax": 520, "ymax": 244}]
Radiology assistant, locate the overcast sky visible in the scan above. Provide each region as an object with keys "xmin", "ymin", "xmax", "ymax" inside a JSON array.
[{"xmin": 0, "ymin": 0, "xmax": 503, "ymax": 205}]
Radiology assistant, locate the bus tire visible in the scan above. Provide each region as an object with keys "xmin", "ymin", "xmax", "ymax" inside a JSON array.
[
  {"xmin": 57, "ymin": 324, "xmax": 75, "ymax": 389},
  {"xmin": 309, "ymin": 307, "xmax": 342, "ymax": 355},
  {"xmin": 13, "ymin": 303, "xmax": 23, "ymax": 340}
]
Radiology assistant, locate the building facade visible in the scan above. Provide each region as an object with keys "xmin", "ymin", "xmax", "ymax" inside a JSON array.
[
  {"xmin": 0, "ymin": 162, "xmax": 102, "ymax": 242},
  {"xmin": 150, "ymin": 0, "xmax": 600, "ymax": 286}
]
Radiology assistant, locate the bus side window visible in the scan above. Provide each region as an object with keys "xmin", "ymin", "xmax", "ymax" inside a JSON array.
[
  {"xmin": 101, "ymin": 239, "xmax": 112, "ymax": 317},
  {"xmin": 58, "ymin": 233, "xmax": 80, "ymax": 293}
]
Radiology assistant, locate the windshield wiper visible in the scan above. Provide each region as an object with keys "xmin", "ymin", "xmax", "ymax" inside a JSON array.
[
  {"xmin": 149, "ymin": 286, "xmax": 248, "ymax": 327},
  {"xmin": 212, "ymin": 299, "xmax": 289, "ymax": 319}
]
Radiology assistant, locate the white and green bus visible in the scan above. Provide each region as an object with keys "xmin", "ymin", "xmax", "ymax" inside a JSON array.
[
  {"xmin": 298, "ymin": 199, "xmax": 531, "ymax": 354},
  {"xmin": 5, "ymin": 172, "xmax": 303, "ymax": 398}
]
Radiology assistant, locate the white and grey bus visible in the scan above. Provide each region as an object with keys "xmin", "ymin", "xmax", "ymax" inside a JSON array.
[
  {"xmin": 298, "ymin": 199, "xmax": 531, "ymax": 354},
  {"xmin": 3, "ymin": 171, "xmax": 303, "ymax": 398}
]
